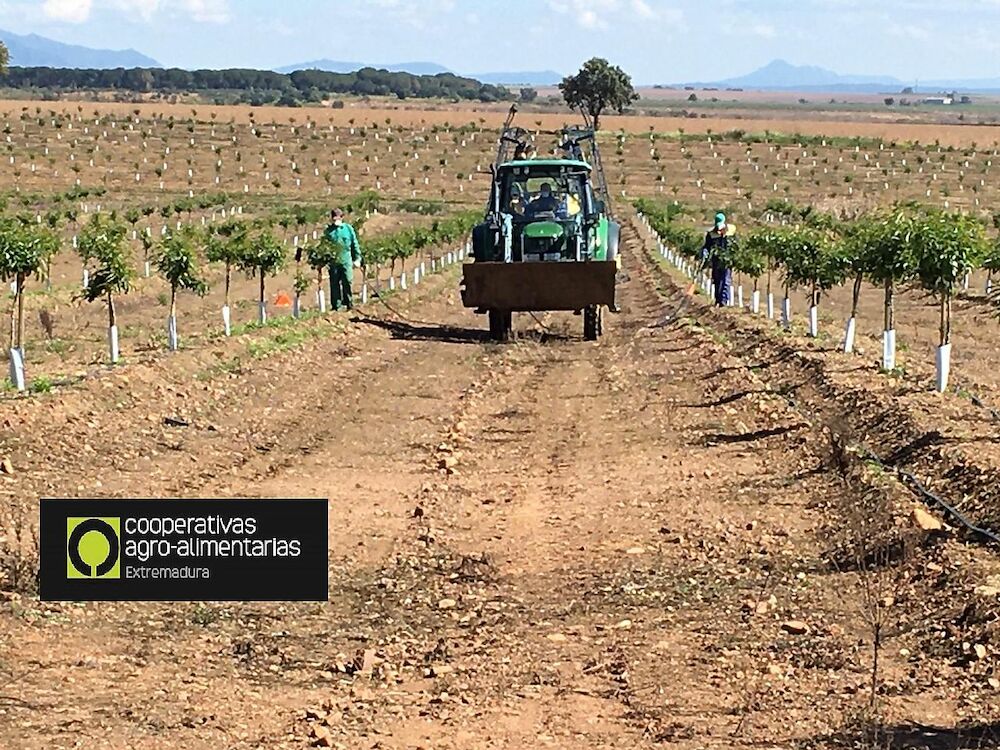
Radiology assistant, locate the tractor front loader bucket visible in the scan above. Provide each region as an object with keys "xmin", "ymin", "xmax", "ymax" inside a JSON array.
[{"xmin": 460, "ymin": 261, "xmax": 617, "ymax": 312}]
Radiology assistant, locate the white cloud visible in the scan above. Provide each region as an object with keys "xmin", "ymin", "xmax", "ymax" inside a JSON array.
[
  {"xmin": 180, "ymin": 0, "xmax": 227, "ymax": 23},
  {"xmin": 748, "ymin": 22, "xmax": 776, "ymax": 38},
  {"xmin": 42, "ymin": 0, "xmax": 93, "ymax": 23},
  {"xmin": 42, "ymin": 0, "xmax": 228, "ymax": 24},
  {"xmin": 579, "ymin": 8, "xmax": 603, "ymax": 28},
  {"xmin": 548, "ymin": 0, "xmax": 682, "ymax": 30},
  {"xmin": 110, "ymin": 0, "xmax": 160, "ymax": 21},
  {"xmin": 717, "ymin": 12, "xmax": 777, "ymax": 40},
  {"xmin": 549, "ymin": 0, "xmax": 619, "ymax": 29},
  {"xmin": 346, "ymin": 0, "xmax": 455, "ymax": 29},
  {"xmin": 631, "ymin": 0, "xmax": 656, "ymax": 19}
]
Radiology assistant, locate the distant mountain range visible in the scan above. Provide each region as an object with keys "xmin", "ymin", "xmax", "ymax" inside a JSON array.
[
  {"xmin": 683, "ymin": 59, "xmax": 1000, "ymax": 93},
  {"xmin": 10, "ymin": 32, "xmax": 999, "ymax": 95},
  {"xmin": 275, "ymin": 59, "xmax": 562, "ymax": 86},
  {"xmin": 0, "ymin": 32, "xmax": 563, "ymax": 84},
  {"xmin": 274, "ymin": 59, "xmax": 451, "ymax": 76},
  {"xmin": 473, "ymin": 71, "xmax": 562, "ymax": 86},
  {"xmin": 716, "ymin": 60, "xmax": 901, "ymax": 89},
  {"xmin": 0, "ymin": 29, "xmax": 160, "ymax": 68}
]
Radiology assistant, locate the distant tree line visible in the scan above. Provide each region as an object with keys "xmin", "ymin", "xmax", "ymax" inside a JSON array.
[{"xmin": 0, "ymin": 66, "xmax": 513, "ymax": 104}]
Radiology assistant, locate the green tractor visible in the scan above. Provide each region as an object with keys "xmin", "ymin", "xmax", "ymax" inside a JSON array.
[{"xmin": 461, "ymin": 108, "xmax": 620, "ymax": 341}]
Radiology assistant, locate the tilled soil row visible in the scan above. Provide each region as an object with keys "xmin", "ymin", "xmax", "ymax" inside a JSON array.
[
  {"xmin": 629, "ymin": 215, "xmax": 1000, "ymax": 745},
  {"xmin": 0, "ymin": 258, "xmax": 466, "ymax": 513},
  {"xmin": 4, "ymin": 218, "xmax": 854, "ymax": 749},
  {"xmin": 6, "ymin": 218, "xmax": 1000, "ymax": 750},
  {"xmin": 283, "ymin": 226, "xmax": 992, "ymax": 748},
  {"xmin": 278, "ymin": 227, "xmax": 843, "ymax": 749},
  {"xmin": 1, "ymin": 259, "xmax": 504, "ymax": 749},
  {"xmin": 630, "ymin": 214, "xmax": 1000, "ymax": 535}
]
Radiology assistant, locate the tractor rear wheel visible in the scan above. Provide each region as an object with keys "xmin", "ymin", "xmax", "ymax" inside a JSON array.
[
  {"xmin": 583, "ymin": 305, "xmax": 602, "ymax": 341},
  {"xmin": 488, "ymin": 310, "xmax": 513, "ymax": 341}
]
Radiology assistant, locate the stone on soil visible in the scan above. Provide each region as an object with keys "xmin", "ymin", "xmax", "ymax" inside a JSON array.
[
  {"xmin": 781, "ymin": 620, "xmax": 809, "ymax": 635},
  {"xmin": 912, "ymin": 507, "xmax": 943, "ymax": 532}
]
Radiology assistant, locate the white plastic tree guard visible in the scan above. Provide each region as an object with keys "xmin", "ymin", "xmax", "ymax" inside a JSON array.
[
  {"xmin": 167, "ymin": 315, "xmax": 178, "ymax": 351},
  {"xmin": 108, "ymin": 325, "xmax": 120, "ymax": 364},
  {"xmin": 843, "ymin": 318, "xmax": 857, "ymax": 354},
  {"xmin": 882, "ymin": 329, "xmax": 896, "ymax": 371},
  {"xmin": 8, "ymin": 348, "xmax": 25, "ymax": 392},
  {"xmin": 936, "ymin": 344, "xmax": 952, "ymax": 393}
]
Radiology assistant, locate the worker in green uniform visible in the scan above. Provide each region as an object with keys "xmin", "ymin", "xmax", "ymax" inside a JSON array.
[{"xmin": 324, "ymin": 208, "xmax": 362, "ymax": 311}]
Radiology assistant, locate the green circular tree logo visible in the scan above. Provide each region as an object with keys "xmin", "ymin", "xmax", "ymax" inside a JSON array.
[{"xmin": 67, "ymin": 518, "xmax": 121, "ymax": 579}]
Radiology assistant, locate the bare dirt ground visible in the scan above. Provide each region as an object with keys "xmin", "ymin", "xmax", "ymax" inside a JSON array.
[{"xmin": 4, "ymin": 220, "xmax": 1000, "ymax": 749}]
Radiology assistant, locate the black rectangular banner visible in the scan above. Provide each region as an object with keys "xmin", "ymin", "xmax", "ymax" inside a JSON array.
[{"xmin": 40, "ymin": 499, "xmax": 328, "ymax": 602}]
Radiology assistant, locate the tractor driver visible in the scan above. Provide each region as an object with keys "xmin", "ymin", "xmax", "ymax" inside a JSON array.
[{"xmin": 526, "ymin": 182, "xmax": 560, "ymax": 217}]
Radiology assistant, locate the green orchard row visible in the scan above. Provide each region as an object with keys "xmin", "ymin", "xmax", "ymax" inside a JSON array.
[
  {"xmin": 2, "ymin": 203, "xmax": 479, "ymax": 390},
  {"xmin": 636, "ymin": 197, "xmax": 1000, "ymax": 392}
]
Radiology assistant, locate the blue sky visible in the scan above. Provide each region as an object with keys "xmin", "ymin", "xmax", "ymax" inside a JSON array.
[{"xmin": 1, "ymin": 0, "xmax": 999, "ymax": 82}]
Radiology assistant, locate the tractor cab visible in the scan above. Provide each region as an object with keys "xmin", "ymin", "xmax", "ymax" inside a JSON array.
[
  {"xmin": 501, "ymin": 161, "xmax": 590, "ymax": 262},
  {"xmin": 473, "ymin": 159, "xmax": 616, "ymax": 267}
]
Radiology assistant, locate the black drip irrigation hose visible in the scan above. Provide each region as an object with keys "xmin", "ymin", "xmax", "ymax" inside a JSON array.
[
  {"xmin": 369, "ymin": 273, "xmax": 556, "ymax": 338},
  {"xmin": 367, "ymin": 287, "xmax": 438, "ymax": 327},
  {"xmin": 767, "ymin": 340, "xmax": 1000, "ymax": 549},
  {"xmin": 362, "ymin": 254, "xmax": 462, "ymax": 327},
  {"xmin": 855, "ymin": 444, "xmax": 1000, "ymax": 547},
  {"xmin": 636, "ymin": 214, "xmax": 1000, "ymax": 550},
  {"xmin": 528, "ymin": 311, "xmax": 557, "ymax": 334},
  {"xmin": 649, "ymin": 291, "xmax": 693, "ymax": 329}
]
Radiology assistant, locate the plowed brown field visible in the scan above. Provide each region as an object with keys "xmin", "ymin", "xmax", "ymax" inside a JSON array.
[
  {"xmin": 2, "ymin": 99, "xmax": 999, "ymax": 146},
  {"xmin": 4, "ymin": 221, "xmax": 1000, "ymax": 749}
]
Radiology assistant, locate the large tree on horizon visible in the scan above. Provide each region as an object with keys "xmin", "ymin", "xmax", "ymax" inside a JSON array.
[{"xmin": 559, "ymin": 57, "xmax": 638, "ymax": 131}]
